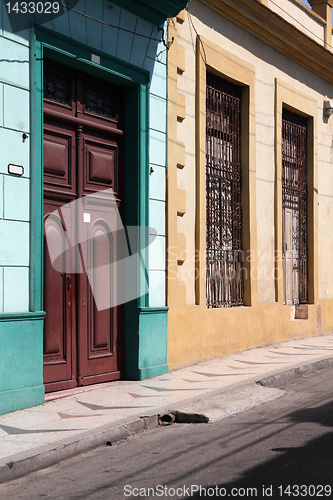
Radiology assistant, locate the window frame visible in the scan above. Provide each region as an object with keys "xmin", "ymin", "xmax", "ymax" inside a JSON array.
[
  {"xmin": 281, "ymin": 108, "xmax": 308, "ymax": 305},
  {"xmin": 274, "ymin": 79, "xmax": 317, "ymax": 306},
  {"xmin": 195, "ymin": 36, "xmax": 256, "ymax": 308},
  {"xmin": 206, "ymin": 72, "xmax": 244, "ymax": 308}
]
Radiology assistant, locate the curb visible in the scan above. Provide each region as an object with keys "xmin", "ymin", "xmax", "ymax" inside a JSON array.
[
  {"xmin": 0, "ymin": 415, "xmax": 159, "ymax": 485},
  {"xmin": 256, "ymin": 356, "xmax": 333, "ymax": 387}
]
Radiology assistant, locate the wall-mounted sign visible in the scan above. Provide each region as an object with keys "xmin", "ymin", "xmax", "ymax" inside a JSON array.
[{"xmin": 8, "ymin": 164, "xmax": 24, "ymax": 176}]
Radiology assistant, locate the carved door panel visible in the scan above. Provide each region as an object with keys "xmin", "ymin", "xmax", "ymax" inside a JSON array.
[
  {"xmin": 76, "ymin": 130, "xmax": 121, "ymax": 384},
  {"xmin": 76, "ymin": 201, "xmax": 119, "ymax": 384},
  {"xmin": 43, "ymin": 61, "xmax": 124, "ymax": 391},
  {"xmin": 43, "ymin": 117, "xmax": 77, "ymax": 392},
  {"xmin": 43, "ymin": 199, "xmax": 76, "ymax": 390}
]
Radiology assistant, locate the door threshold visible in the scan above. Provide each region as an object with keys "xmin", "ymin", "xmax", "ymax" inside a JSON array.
[{"xmin": 45, "ymin": 380, "xmax": 121, "ymax": 402}]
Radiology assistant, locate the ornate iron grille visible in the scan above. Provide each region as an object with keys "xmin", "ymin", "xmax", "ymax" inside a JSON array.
[
  {"xmin": 282, "ymin": 109, "xmax": 308, "ymax": 304},
  {"xmin": 85, "ymin": 86, "xmax": 117, "ymax": 120},
  {"xmin": 206, "ymin": 73, "xmax": 243, "ymax": 308},
  {"xmin": 43, "ymin": 71, "xmax": 70, "ymax": 105}
]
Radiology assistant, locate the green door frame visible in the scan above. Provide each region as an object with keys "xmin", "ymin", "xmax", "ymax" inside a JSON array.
[{"xmin": 31, "ymin": 27, "xmax": 168, "ymax": 382}]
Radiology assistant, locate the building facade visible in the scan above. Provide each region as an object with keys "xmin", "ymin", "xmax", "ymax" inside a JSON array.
[
  {"xmin": 167, "ymin": 0, "xmax": 333, "ymax": 370},
  {"xmin": 0, "ymin": 0, "xmax": 187, "ymax": 415}
]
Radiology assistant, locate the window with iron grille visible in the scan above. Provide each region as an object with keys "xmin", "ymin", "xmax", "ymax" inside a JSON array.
[
  {"xmin": 206, "ymin": 73, "xmax": 244, "ymax": 308},
  {"xmin": 282, "ymin": 109, "xmax": 308, "ymax": 305}
]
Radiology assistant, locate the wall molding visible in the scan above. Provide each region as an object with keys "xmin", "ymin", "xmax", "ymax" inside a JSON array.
[{"xmin": 199, "ymin": 0, "xmax": 333, "ymax": 79}]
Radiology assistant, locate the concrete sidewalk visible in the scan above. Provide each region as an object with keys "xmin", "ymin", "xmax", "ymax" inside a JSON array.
[{"xmin": 0, "ymin": 333, "xmax": 333, "ymax": 484}]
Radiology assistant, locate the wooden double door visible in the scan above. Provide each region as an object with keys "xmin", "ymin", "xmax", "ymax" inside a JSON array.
[{"xmin": 43, "ymin": 61, "xmax": 124, "ymax": 392}]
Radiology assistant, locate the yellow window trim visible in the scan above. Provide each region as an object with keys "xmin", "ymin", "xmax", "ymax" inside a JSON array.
[
  {"xmin": 196, "ymin": 35, "xmax": 257, "ymax": 308},
  {"xmin": 274, "ymin": 78, "xmax": 318, "ymax": 305}
]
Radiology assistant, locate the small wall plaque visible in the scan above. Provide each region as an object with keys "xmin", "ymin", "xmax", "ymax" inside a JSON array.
[
  {"xmin": 8, "ymin": 164, "xmax": 24, "ymax": 176},
  {"xmin": 91, "ymin": 54, "xmax": 100, "ymax": 64},
  {"xmin": 295, "ymin": 304, "xmax": 308, "ymax": 320}
]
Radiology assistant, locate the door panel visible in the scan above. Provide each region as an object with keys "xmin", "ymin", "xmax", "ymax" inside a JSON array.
[
  {"xmin": 90, "ymin": 225, "xmax": 113, "ymax": 350},
  {"xmin": 83, "ymin": 138, "xmax": 118, "ymax": 194},
  {"xmin": 43, "ymin": 124, "xmax": 76, "ymax": 197},
  {"xmin": 77, "ymin": 130, "xmax": 120, "ymax": 383},
  {"xmin": 43, "ymin": 200, "xmax": 76, "ymax": 390},
  {"xmin": 77, "ymin": 189, "xmax": 119, "ymax": 382},
  {"xmin": 44, "ymin": 218, "xmax": 66, "ymax": 357}
]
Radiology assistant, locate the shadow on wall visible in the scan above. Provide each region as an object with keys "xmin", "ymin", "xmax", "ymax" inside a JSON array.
[{"xmin": 3, "ymin": 0, "xmax": 79, "ymax": 33}]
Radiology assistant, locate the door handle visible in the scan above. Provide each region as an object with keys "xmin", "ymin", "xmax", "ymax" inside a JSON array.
[{"xmin": 67, "ymin": 274, "xmax": 72, "ymax": 290}]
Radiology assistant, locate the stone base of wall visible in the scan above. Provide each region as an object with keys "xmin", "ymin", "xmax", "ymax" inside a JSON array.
[{"xmin": 0, "ymin": 313, "xmax": 45, "ymax": 415}]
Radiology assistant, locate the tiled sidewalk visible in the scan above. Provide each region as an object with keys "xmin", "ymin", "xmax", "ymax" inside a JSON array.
[{"xmin": 0, "ymin": 333, "xmax": 333, "ymax": 483}]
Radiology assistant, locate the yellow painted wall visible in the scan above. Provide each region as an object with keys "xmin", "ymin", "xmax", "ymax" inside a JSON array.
[{"xmin": 167, "ymin": 0, "xmax": 333, "ymax": 371}]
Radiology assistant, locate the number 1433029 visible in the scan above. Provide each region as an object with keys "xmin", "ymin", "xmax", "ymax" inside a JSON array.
[{"xmin": 5, "ymin": 2, "xmax": 60, "ymax": 14}]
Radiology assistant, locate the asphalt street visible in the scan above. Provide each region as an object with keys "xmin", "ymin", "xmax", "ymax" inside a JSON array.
[{"xmin": 0, "ymin": 367, "xmax": 332, "ymax": 500}]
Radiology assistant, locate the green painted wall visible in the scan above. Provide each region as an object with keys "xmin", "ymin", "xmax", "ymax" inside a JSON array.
[
  {"xmin": 138, "ymin": 307, "xmax": 168, "ymax": 378},
  {"xmin": 0, "ymin": 314, "xmax": 45, "ymax": 415},
  {"xmin": 125, "ymin": 306, "xmax": 168, "ymax": 380}
]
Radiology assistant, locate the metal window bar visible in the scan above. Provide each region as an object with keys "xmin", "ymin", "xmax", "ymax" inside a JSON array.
[
  {"xmin": 206, "ymin": 73, "xmax": 243, "ymax": 308},
  {"xmin": 282, "ymin": 109, "xmax": 308, "ymax": 304}
]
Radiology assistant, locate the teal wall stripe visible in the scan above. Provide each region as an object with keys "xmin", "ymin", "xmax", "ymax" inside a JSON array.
[
  {"xmin": 139, "ymin": 83, "xmax": 150, "ymax": 307},
  {"xmin": 30, "ymin": 35, "xmax": 44, "ymax": 312}
]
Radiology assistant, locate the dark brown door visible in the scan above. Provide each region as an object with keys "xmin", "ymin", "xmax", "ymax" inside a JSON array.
[{"xmin": 43, "ymin": 62, "xmax": 124, "ymax": 392}]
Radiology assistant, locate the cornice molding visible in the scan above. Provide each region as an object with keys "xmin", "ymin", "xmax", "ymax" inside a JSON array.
[
  {"xmin": 291, "ymin": 0, "xmax": 324, "ymax": 22},
  {"xmin": 198, "ymin": 0, "xmax": 333, "ymax": 83}
]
